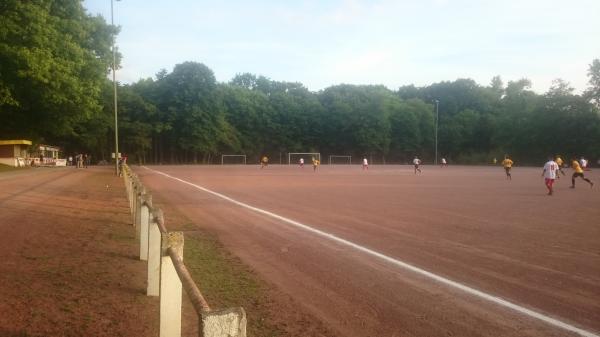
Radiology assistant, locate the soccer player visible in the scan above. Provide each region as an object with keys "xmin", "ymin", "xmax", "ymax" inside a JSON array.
[
  {"xmin": 312, "ymin": 157, "xmax": 320, "ymax": 172},
  {"xmin": 413, "ymin": 156, "xmax": 422, "ymax": 174},
  {"xmin": 502, "ymin": 155, "xmax": 513, "ymax": 180},
  {"xmin": 580, "ymin": 157, "xmax": 589, "ymax": 171},
  {"xmin": 542, "ymin": 156, "xmax": 559, "ymax": 196},
  {"xmin": 260, "ymin": 155, "xmax": 269, "ymax": 169},
  {"xmin": 555, "ymin": 155, "xmax": 566, "ymax": 177},
  {"xmin": 571, "ymin": 157, "xmax": 594, "ymax": 189},
  {"xmin": 362, "ymin": 157, "xmax": 368, "ymax": 170},
  {"xmin": 441, "ymin": 157, "xmax": 447, "ymax": 168}
]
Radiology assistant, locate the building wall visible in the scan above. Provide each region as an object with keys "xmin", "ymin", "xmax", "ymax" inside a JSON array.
[
  {"xmin": 0, "ymin": 145, "xmax": 13, "ymax": 157},
  {"xmin": 0, "ymin": 158, "xmax": 17, "ymax": 166},
  {"xmin": 16, "ymin": 144, "xmax": 28, "ymax": 157}
]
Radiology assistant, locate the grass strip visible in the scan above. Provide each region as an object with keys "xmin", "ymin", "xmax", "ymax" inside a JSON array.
[{"xmin": 183, "ymin": 229, "xmax": 284, "ymax": 337}]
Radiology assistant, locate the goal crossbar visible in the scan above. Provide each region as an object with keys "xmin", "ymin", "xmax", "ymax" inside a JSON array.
[
  {"xmin": 328, "ymin": 155, "xmax": 352, "ymax": 165},
  {"xmin": 288, "ymin": 152, "xmax": 321, "ymax": 165},
  {"xmin": 221, "ymin": 154, "xmax": 247, "ymax": 165}
]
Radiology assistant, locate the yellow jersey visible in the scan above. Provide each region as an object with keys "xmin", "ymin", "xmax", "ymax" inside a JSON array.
[
  {"xmin": 502, "ymin": 159, "xmax": 513, "ymax": 168},
  {"xmin": 572, "ymin": 160, "xmax": 583, "ymax": 173},
  {"xmin": 555, "ymin": 157, "xmax": 563, "ymax": 166},
  {"xmin": 312, "ymin": 159, "xmax": 320, "ymax": 166}
]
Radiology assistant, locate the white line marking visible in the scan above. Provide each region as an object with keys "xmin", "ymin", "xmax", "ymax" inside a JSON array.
[{"xmin": 143, "ymin": 166, "xmax": 598, "ymax": 337}]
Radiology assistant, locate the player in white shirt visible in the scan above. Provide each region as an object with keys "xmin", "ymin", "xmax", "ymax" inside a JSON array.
[
  {"xmin": 299, "ymin": 157, "xmax": 304, "ymax": 168},
  {"xmin": 441, "ymin": 157, "xmax": 447, "ymax": 168},
  {"xmin": 542, "ymin": 156, "xmax": 559, "ymax": 196},
  {"xmin": 413, "ymin": 156, "xmax": 422, "ymax": 174},
  {"xmin": 362, "ymin": 157, "xmax": 368, "ymax": 170},
  {"xmin": 580, "ymin": 157, "xmax": 588, "ymax": 170}
]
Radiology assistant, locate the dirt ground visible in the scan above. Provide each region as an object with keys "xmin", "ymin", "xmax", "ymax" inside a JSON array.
[
  {"xmin": 0, "ymin": 167, "xmax": 158, "ymax": 337},
  {"xmin": 137, "ymin": 164, "xmax": 600, "ymax": 337}
]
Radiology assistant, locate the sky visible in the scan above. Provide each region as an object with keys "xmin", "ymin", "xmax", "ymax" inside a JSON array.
[{"xmin": 83, "ymin": 0, "xmax": 600, "ymax": 94}]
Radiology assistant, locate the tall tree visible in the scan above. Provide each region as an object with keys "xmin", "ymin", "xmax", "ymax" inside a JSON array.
[
  {"xmin": 585, "ymin": 59, "xmax": 600, "ymax": 107},
  {"xmin": 0, "ymin": 0, "xmax": 116, "ymax": 142}
]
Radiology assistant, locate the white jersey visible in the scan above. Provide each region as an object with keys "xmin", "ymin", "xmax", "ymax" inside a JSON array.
[
  {"xmin": 441, "ymin": 158, "xmax": 446, "ymax": 164},
  {"xmin": 543, "ymin": 160, "xmax": 558, "ymax": 179},
  {"xmin": 299, "ymin": 158, "xmax": 304, "ymax": 164},
  {"xmin": 580, "ymin": 158, "xmax": 588, "ymax": 168},
  {"xmin": 413, "ymin": 158, "xmax": 421, "ymax": 165},
  {"xmin": 363, "ymin": 158, "xmax": 368, "ymax": 165}
]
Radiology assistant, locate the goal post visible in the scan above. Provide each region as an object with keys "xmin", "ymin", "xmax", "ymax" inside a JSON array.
[
  {"xmin": 221, "ymin": 154, "xmax": 247, "ymax": 165},
  {"xmin": 288, "ymin": 152, "xmax": 321, "ymax": 165},
  {"xmin": 328, "ymin": 155, "xmax": 352, "ymax": 165}
]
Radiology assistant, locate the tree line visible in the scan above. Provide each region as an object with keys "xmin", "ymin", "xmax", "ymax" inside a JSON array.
[{"xmin": 2, "ymin": 1, "xmax": 599, "ymax": 166}]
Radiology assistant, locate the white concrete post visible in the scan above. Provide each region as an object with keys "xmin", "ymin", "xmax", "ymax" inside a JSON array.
[
  {"xmin": 135, "ymin": 187, "xmax": 142, "ymax": 242},
  {"xmin": 133, "ymin": 184, "xmax": 140, "ymax": 226},
  {"xmin": 139, "ymin": 195, "xmax": 151, "ymax": 261},
  {"xmin": 129, "ymin": 178, "xmax": 135, "ymax": 214},
  {"xmin": 160, "ymin": 232, "xmax": 184, "ymax": 337},
  {"xmin": 123, "ymin": 170, "xmax": 130, "ymax": 200},
  {"xmin": 202, "ymin": 308, "xmax": 247, "ymax": 337},
  {"xmin": 125, "ymin": 172, "xmax": 129, "ymax": 199},
  {"xmin": 147, "ymin": 210, "xmax": 162, "ymax": 297},
  {"xmin": 123, "ymin": 169, "xmax": 129, "ymax": 197},
  {"xmin": 135, "ymin": 190, "xmax": 141, "ymax": 230}
]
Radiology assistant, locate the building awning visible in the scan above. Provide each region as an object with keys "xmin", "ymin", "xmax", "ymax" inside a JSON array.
[
  {"xmin": 0, "ymin": 140, "xmax": 32, "ymax": 145},
  {"xmin": 39, "ymin": 144, "xmax": 60, "ymax": 151}
]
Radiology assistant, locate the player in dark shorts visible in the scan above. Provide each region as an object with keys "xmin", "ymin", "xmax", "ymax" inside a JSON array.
[
  {"xmin": 570, "ymin": 158, "xmax": 593, "ymax": 188},
  {"xmin": 501, "ymin": 155, "xmax": 513, "ymax": 180},
  {"xmin": 413, "ymin": 156, "xmax": 422, "ymax": 174},
  {"xmin": 260, "ymin": 156, "xmax": 269, "ymax": 169}
]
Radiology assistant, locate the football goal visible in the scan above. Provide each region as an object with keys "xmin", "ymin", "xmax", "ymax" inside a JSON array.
[
  {"xmin": 288, "ymin": 152, "xmax": 321, "ymax": 165},
  {"xmin": 328, "ymin": 155, "xmax": 352, "ymax": 165},
  {"xmin": 221, "ymin": 154, "xmax": 247, "ymax": 165}
]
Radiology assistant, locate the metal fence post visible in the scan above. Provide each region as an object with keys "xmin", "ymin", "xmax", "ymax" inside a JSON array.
[{"xmin": 160, "ymin": 232, "xmax": 184, "ymax": 337}]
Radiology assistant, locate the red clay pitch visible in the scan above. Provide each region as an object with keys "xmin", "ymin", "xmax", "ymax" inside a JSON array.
[{"xmin": 137, "ymin": 164, "xmax": 600, "ymax": 337}]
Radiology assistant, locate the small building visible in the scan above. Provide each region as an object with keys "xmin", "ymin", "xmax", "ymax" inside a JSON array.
[
  {"xmin": 0, "ymin": 139, "xmax": 32, "ymax": 167},
  {"xmin": 37, "ymin": 144, "xmax": 61, "ymax": 161},
  {"xmin": 34, "ymin": 144, "xmax": 66, "ymax": 166}
]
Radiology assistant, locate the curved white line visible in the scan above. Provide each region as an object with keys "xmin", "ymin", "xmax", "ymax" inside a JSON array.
[{"xmin": 143, "ymin": 166, "xmax": 598, "ymax": 337}]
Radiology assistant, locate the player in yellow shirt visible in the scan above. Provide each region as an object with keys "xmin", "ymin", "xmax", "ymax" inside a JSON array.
[
  {"xmin": 570, "ymin": 158, "xmax": 593, "ymax": 188},
  {"xmin": 260, "ymin": 155, "xmax": 269, "ymax": 169},
  {"xmin": 312, "ymin": 157, "xmax": 320, "ymax": 172},
  {"xmin": 554, "ymin": 155, "xmax": 566, "ymax": 177},
  {"xmin": 501, "ymin": 155, "xmax": 513, "ymax": 180}
]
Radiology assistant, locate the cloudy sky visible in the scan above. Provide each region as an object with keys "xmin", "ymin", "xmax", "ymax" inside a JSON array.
[{"xmin": 83, "ymin": 0, "xmax": 600, "ymax": 93}]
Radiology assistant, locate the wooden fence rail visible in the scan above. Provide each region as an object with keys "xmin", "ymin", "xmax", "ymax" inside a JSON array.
[{"xmin": 122, "ymin": 164, "xmax": 247, "ymax": 337}]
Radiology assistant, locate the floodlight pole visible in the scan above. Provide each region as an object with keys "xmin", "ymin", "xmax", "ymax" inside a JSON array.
[
  {"xmin": 111, "ymin": 0, "xmax": 119, "ymax": 176},
  {"xmin": 434, "ymin": 99, "xmax": 439, "ymax": 165}
]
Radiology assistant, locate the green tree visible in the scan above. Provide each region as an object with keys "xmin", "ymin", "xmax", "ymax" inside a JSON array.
[
  {"xmin": 155, "ymin": 62, "xmax": 236, "ymax": 163},
  {"xmin": 585, "ymin": 59, "xmax": 600, "ymax": 107},
  {"xmin": 0, "ymin": 0, "xmax": 116, "ymax": 142},
  {"xmin": 319, "ymin": 85, "xmax": 393, "ymax": 159},
  {"xmin": 389, "ymin": 98, "xmax": 432, "ymax": 161}
]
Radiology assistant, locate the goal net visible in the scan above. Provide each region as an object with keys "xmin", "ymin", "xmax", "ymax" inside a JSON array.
[
  {"xmin": 328, "ymin": 155, "xmax": 352, "ymax": 165},
  {"xmin": 288, "ymin": 153, "xmax": 321, "ymax": 165},
  {"xmin": 221, "ymin": 154, "xmax": 247, "ymax": 165}
]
